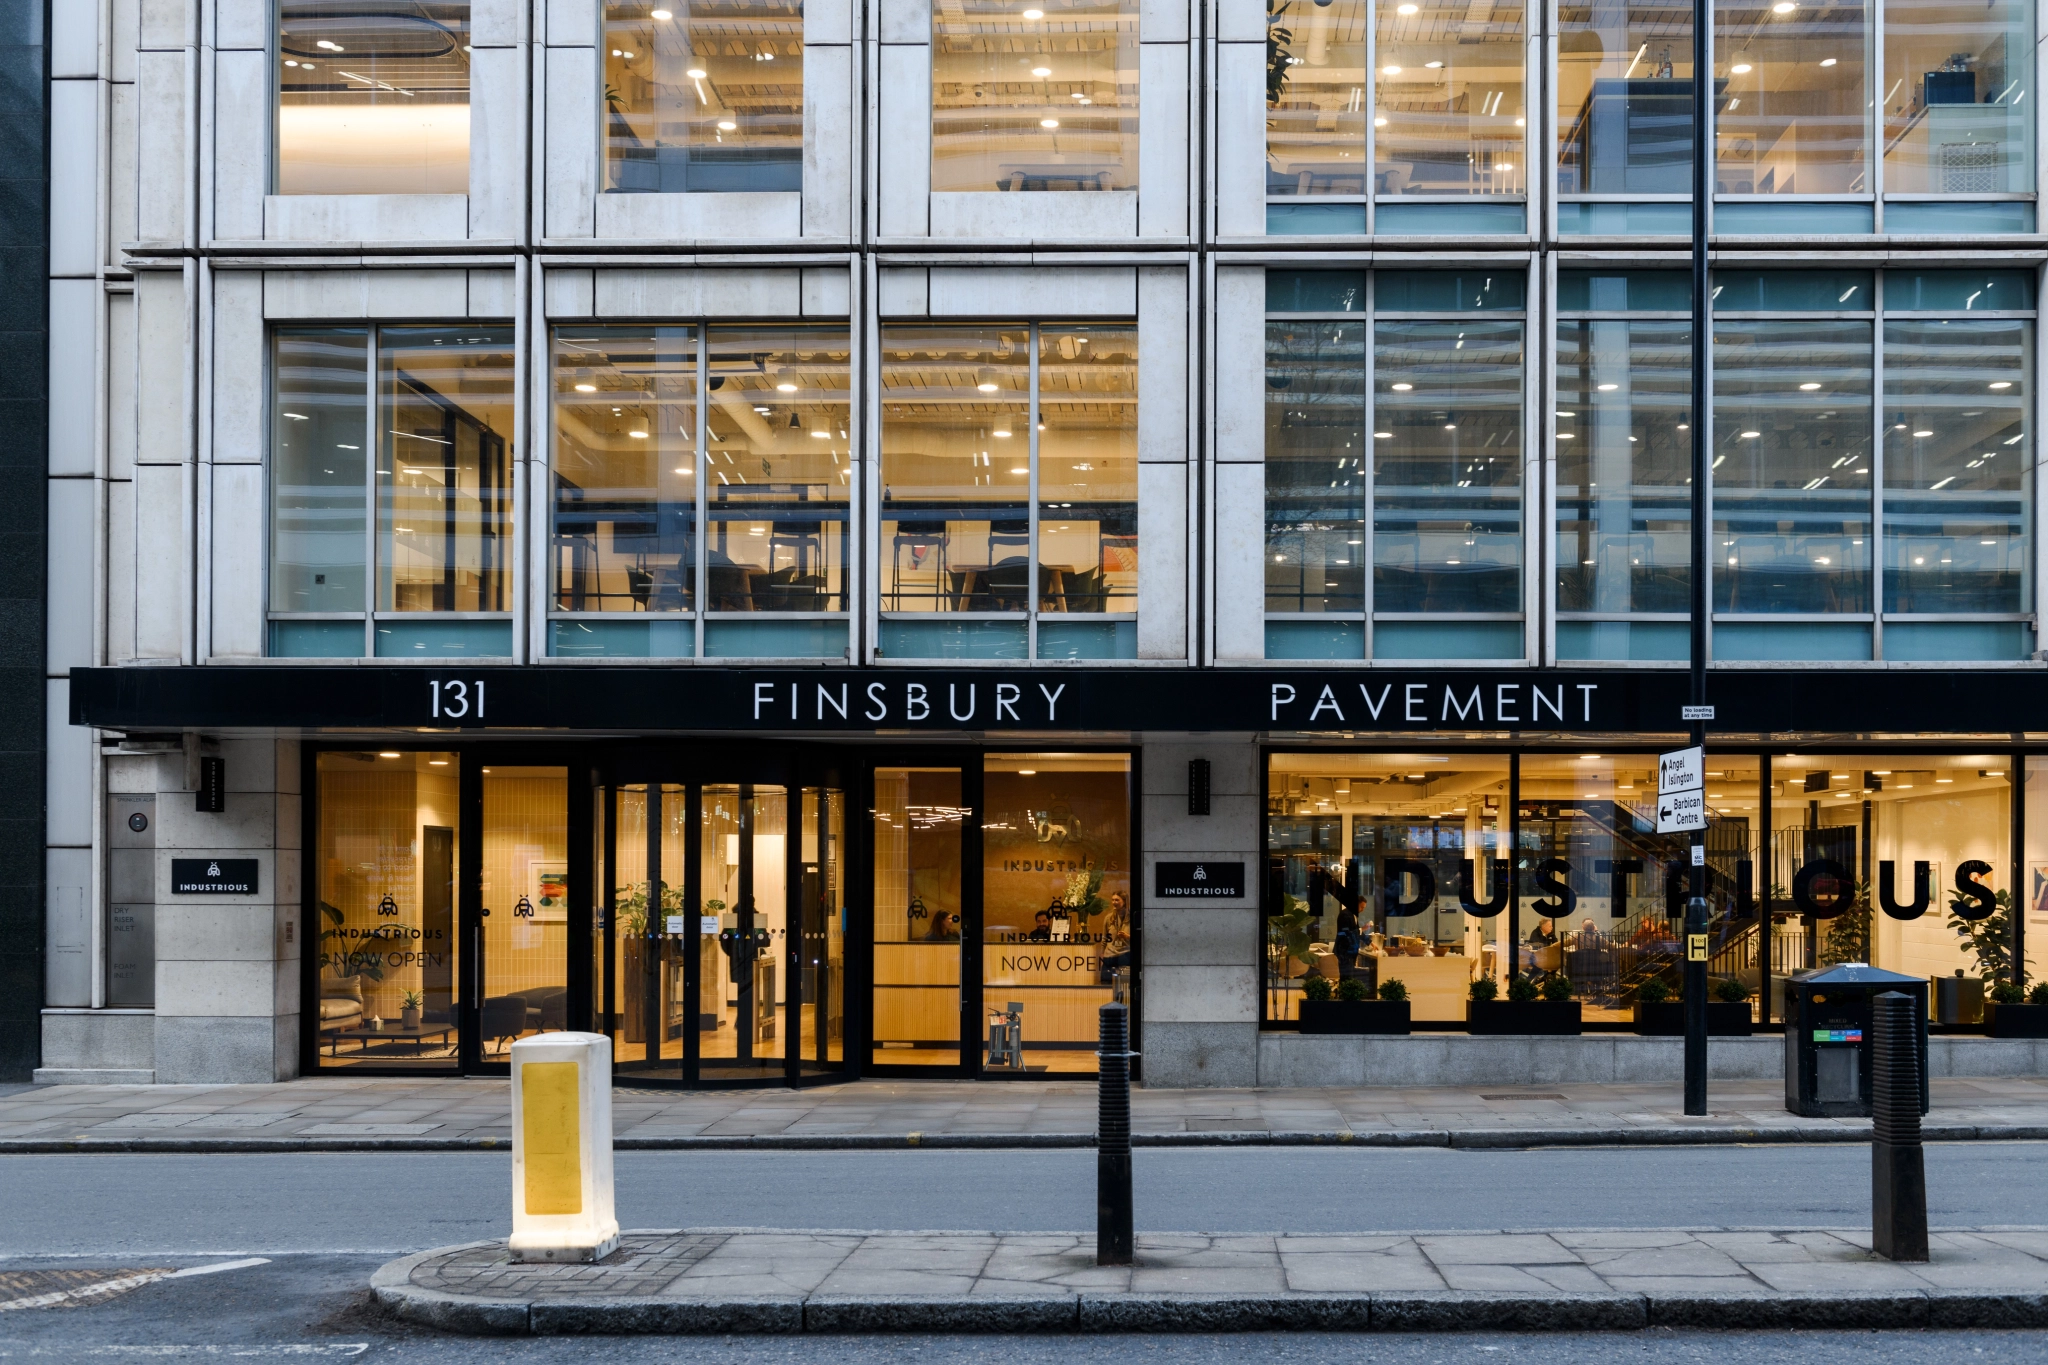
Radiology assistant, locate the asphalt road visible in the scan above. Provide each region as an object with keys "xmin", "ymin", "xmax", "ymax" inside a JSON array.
[{"xmin": 0, "ymin": 1143, "xmax": 2044, "ymax": 1256}]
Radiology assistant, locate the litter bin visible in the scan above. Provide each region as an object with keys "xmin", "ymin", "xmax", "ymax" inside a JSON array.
[{"xmin": 1785, "ymin": 963, "xmax": 1929, "ymax": 1118}]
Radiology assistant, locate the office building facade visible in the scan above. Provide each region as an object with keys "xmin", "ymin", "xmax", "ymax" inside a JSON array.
[{"xmin": 39, "ymin": 0, "xmax": 2048, "ymax": 1086}]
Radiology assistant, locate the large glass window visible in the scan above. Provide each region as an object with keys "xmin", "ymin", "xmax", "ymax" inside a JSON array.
[
  {"xmin": 931, "ymin": 0, "xmax": 1140, "ymax": 193},
  {"xmin": 602, "ymin": 0, "xmax": 804, "ymax": 194},
  {"xmin": 277, "ymin": 2, "xmax": 470, "ymax": 195},
  {"xmin": 1881, "ymin": 0, "xmax": 2033, "ymax": 195},
  {"xmin": 550, "ymin": 325, "xmax": 851, "ymax": 659},
  {"xmin": 1265, "ymin": 0, "xmax": 1369, "ymax": 197},
  {"xmin": 1265, "ymin": 314, "xmax": 1368, "ymax": 624},
  {"xmin": 1714, "ymin": 0, "xmax": 1868, "ymax": 196},
  {"xmin": 271, "ymin": 326, "xmax": 514, "ymax": 659},
  {"xmin": 1554, "ymin": 270, "xmax": 1693, "ymax": 662},
  {"xmin": 1373, "ymin": 0, "xmax": 1525, "ymax": 197},
  {"xmin": 1557, "ymin": 0, "xmax": 1693, "ymax": 194},
  {"xmin": 879, "ymin": 323, "xmax": 1138, "ymax": 660},
  {"xmin": 871, "ymin": 767, "xmax": 966, "ymax": 1069}
]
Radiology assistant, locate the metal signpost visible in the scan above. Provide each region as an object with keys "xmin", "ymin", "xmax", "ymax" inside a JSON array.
[{"xmin": 1684, "ymin": 0, "xmax": 1714, "ymax": 1116}]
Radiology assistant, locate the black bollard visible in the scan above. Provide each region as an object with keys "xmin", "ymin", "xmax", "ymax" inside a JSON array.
[
  {"xmin": 1097, "ymin": 1002, "xmax": 1134, "ymax": 1266},
  {"xmin": 1871, "ymin": 990, "xmax": 1928, "ymax": 1262}
]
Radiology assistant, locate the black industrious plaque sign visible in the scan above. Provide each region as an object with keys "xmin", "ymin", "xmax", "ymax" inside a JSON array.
[
  {"xmin": 1154, "ymin": 861, "xmax": 1246, "ymax": 899},
  {"xmin": 170, "ymin": 858, "xmax": 259, "ymax": 894}
]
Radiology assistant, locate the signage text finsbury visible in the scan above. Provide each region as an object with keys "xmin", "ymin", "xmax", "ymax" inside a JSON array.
[
  {"xmin": 754, "ymin": 680, "xmax": 1069, "ymax": 724},
  {"xmin": 1269, "ymin": 681, "xmax": 1602, "ymax": 726}
]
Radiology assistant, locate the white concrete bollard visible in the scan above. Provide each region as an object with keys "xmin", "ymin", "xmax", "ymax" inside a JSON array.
[{"xmin": 508, "ymin": 1032, "xmax": 619, "ymax": 1263}]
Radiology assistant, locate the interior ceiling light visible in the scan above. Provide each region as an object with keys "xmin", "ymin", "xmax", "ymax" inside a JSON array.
[
  {"xmin": 1425, "ymin": 61, "xmax": 1443, "ymax": 69},
  {"xmin": 717, "ymin": 120, "xmax": 737, "ymax": 130},
  {"xmin": 378, "ymin": 751, "xmax": 400, "ymax": 758},
  {"xmin": 776, "ymin": 381, "xmax": 797, "ymax": 392},
  {"xmin": 1914, "ymin": 429, "xmax": 1933, "ymax": 437},
  {"xmin": 1731, "ymin": 63, "xmax": 1752, "ymax": 73},
  {"xmin": 686, "ymin": 67, "xmax": 707, "ymax": 77},
  {"xmin": 1022, "ymin": 7, "xmax": 1044, "ymax": 16},
  {"xmin": 1820, "ymin": 56, "xmax": 1837, "ymax": 66},
  {"xmin": 573, "ymin": 382, "xmax": 596, "ymax": 392},
  {"xmin": 1032, "ymin": 65, "xmax": 1051, "ymax": 76},
  {"xmin": 1397, "ymin": 2, "xmax": 1418, "ymax": 10},
  {"xmin": 1799, "ymin": 382, "xmax": 1821, "ymax": 390},
  {"xmin": 1772, "ymin": 1, "xmax": 1796, "ymax": 11},
  {"xmin": 629, "ymin": 430, "xmax": 648, "ymax": 439},
  {"xmin": 1040, "ymin": 118, "xmax": 1060, "ymax": 128},
  {"xmin": 1383, "ymin": 65, "xmax": 1402, "ymax": 75},
  {"xmin": 976, "ymin": 368, "xmax": 1001, "ymax": 392},
  {"xmin": 1596, "ymin": 383, "xmax": 1618, "ymax": 391},
  {"xmin": 1990, "ymin": 381, "xmax": 2013, "ymax": 389},
  {"xmin": 652, "ymin": 8, "xmax": 674, "ymax": 17},
  {"xmin": 1390, "ymin": 382, "xmax": 1413, "ymax": 391}
]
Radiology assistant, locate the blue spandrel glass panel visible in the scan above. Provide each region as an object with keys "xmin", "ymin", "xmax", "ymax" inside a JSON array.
[
  {"xmin": 1556, "ymin": 620, "xmax": 1689, "ymax": 660},
  {"xmin": 373, "ymin": 620, "xmax": 515, "ymax": 657},
  {"xmin": 1266, "ymin": 203, "xmax": 1368, "ymax": 236},
  {"xmin": 1883, "ymin": 621, "xmax": 2032, "ymax": 661},
  {"xmin": 704, "ymin": 619, "xmax": 849, "ymax": 658},
  {"xmin": 1036, "ymin": 620, "xmax": 1136, "ymax": 659},
  {"xmin": 1374, "ymin": 272, "xmax": 1526, "ymax": 312},
  {"xmin": 1556, "ymin": 270, "xmax": 1692, "ymax": 312},
  {"xmin": 1265, "ymin": 271, "xmax": 1367, "ymax": 312},
  {"xmin": 1375, "ymin": 202, "xmax": 1527, "ymax": 235},
  {"xmin": 269, "ymin": 620, "xmax": 366, "ymax": 658},
  {"xmin": 549, "ymin": 619, "xmax": 696, "ymax": 657},
  {"xmin": 878, "ymin": 620, "xmax": 1028, "ymax": 659},
  {"xmin": 1884, "ymin": 269, "xmax": 2036, "ymax": 311},
  {"xmin": 1885, "ymin": 201, "xmax": 2036, "ymax": 234},
  {"xmin": 1711, "ymin": 270, "xmax": 1873, "ymax": 311},
  {"xmin": 1372, "ymin": 620, "xmax": 1523, "ymax": 659},
  {"xmin": 1713, "ymin": 201, "xmax": 1875, "ymax": 235},
  {"xmin": 1265, "ymin": 620, "xmax": 1364, "ymax": 660},
  {"xmin": 1713, "ymin": 621, "xmax": 1871, "ymax": 661},
  {"xmin": 1556, "ymin": 201, "xmax": 1693, "ymax": 235}
]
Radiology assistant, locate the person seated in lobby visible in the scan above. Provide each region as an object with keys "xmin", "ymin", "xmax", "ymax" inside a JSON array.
[
  {"xmin": 1525, "ymin": 916, "xmax": 1561, "ymax": 980},
  {"xmin": 1027, "ymin": 908, "xmax": 1054, "ymax": 941},
  {"xmin": 1574, "ymin": 918, "xmax": 1604, "ymax": 947},
  {"xmin": 925, "ymin": 910, "xmax": 960, "ymax": 942}
]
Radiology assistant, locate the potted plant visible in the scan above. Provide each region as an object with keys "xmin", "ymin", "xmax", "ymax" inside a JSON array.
[
  {"xmin": 1634, "ymin": 976, "xmax": 1756, "ymax": 1035},
  {"xmin": 1298, "ymin": 973, "xmax": 1412, "ymax": 1035},
  {"xmin": 1468, "ymin": 974, "xmax": 1582, "ymax": 1035},
  {"xmin": 400, "ymin": 990, "xmax": 424, "ymax": 1029},
  {"xmin": 1986, "ymin": 980, "xmax": 2048, "ymax": 1039}
]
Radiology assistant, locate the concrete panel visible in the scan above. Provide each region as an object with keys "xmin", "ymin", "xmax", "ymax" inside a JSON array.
[
  {"xmin": 365, "ymin": 270, "xmax": 472, "ymax": 318},
  {"xmin": 108, "ymin": 479, "xmax": 136, "ymax": 662},
  {"xmin": 930, "ymin": 191, "xmax": 1137, "ymax": 241},
  {"xmin": 49, "ymin": 79, "xmax": 98, "ymax": 277},
  {"xmin": 52, "ymin": 2, "xmax": 100, "ymax": 77},
  {"xmin": 877, "ymin": 267, "xmax": 927, "ymax": 317},
  {"xmin": 212, "ymin": 47, "xmax": 268, "ymax": 240},
  {"xmin": 1216, "ymin": 0, "xmax": 1266, "ymax": 43},
  {"xmin": 210, "ymin": 271, "xmax": 264, "ymax": 464},
  {"xmin": 217, "ymin": 735, "xmax": 281, "ymax": 794},
  {"xmin": 469, "ymin": 270, "xmax": 519, "ymax": 319},
  {"xmin": 140, "ymin": 0, "xmax": 194, "ymax": 48},
  {"xmin": 276, "ymin": 738, "xmax": 303, "ymax": 796},
  {"xmin": 1136, "ymin": 462, "xmax": 1187, "ymax": 660},
  {"xmin": 1142, "ymin": 904, "xmax": 1255, "ymax": 964},
  {"xmin": 1142, "ymin": 964, "xmax": 1260, "ymax": 1023},
  {"xmin": 545, "ymin": 0, "xmax": 598, "ymax": 46},
  {"xmin": 210, "ymin": 462, "xmax": 265, "ymax": 658},
  {"xmin": 133, "ymin": 464, "xmax": 189, "ymax": 659},
  {"xmin": 544, "ymin": 45, "xmax": 600, "ymax": 239},
  {"xmin": 1213, "ymin": 266, "xmax": 1266, "ymax": 460},
  {"xmin": 802, "ymin": 267, "xmax": 853, "ymax": 317},
  {"xmin": 469, "ymin": 45, "xmax": 523, "ymax": 239},
  {"xmin": 545, "ymin": 268, "xmax": 595, "ymax": 318},
  {"xmin": 806, "ymin": 0, "xmax": 853, "ymax": 47},
  {"xmin": 108, "ymin": 292, "xmax": 137, "ymax": 480},
  {"xmin": 154, "ymin": 1015, "xmax": 279, "ymax": 1082},
  {"xmin": 1243, "ymin": 1034, "xmax": 1796, "ymax": 1089},
  {"xmin": 263, "ymin": 269, "xmax": 369, "ymax": 320},
  {"xmin": 136, "ymin": 271, "xmax": 190, "ymax": 462},
  {"xmin": 154, "ymin": 792, "xmax": 282, "ymax": 854},
  {"xmin": 1214, "ymin": 44, "xmax": 1268, "ymax": 237},
  {"xmin": 1140, "ymin": 1021, "xmax": 1256, "ymax": 1088},
  {"xmin": 156, "ymin": 901, "xmax": 281, "ymax": 965},
  {"xmin": 47, "ymin": 278, "xmax": 95, "ymax": 476},
  {"xmin": 1257, "ymin": 1032, "xmax": 1369, "ymax": 1088},
  {"xmin": 44, "ymin": 850, "xmax": 93, "ymax": 1008},
  {"xmin": 156, "ymin": 958, "xmax": 278, "ymax": 1017},
  {"xmin": 927, "ymin": 267, "xmax": 1137, "ymax": 318},
  {"xmin": 593, "ymin": 268, "xmax": 805, "ymax": 318},
  {"xmin": 1929, "ymin": 1036, "xmax": 2048, "ymax": 1076},
  {"xmin": 45, "ymin": 680, "xmax": 93, "ymax": 848},
  {"xmin": 1140, "ymin": 737, "xmax": 1258, "ymax": 796},
  {"xmin": 214, "ymin": 0, "xmax": 269, "ymax": 48},
  {"xmin": 1213, "ymin": 460, "xmax": 1267, "ymax": 661},
  {"xmin": 1140, "ymin": 0, "xmax": 1190, "ymax": 43},
  {"xmin": 38, "ymin": 1011, "xmax": 157, "ymax": 1072},
  {"xmin": 47, "ymin": 477, "xmax": 96, "ymax": 672},
  {"xmin": 803, "ymin": 45, "xmax": 853, "ymax": 238},
  {"xmin": 470, "ymin": 0, "xmax": 525, "ymax": 47},
  {"xmin": 876, "ymin": 45, "xmax": 930, "ymax": 236},
  {"xmin": 1137, "ymin": 44, "xmax": 1189, "ymax": 237},
  {"xmin": 1136, "ymin": 267, "xmax": 1187, "ymax": 463},
  {"xmin": 264, "ymin": 195, "xmax": 471, "ymax": 242},
  {"xmin": 1146, "ymin": 795, "xmax": 1259, "ymax": 851},
  {"xmin": 109, "ymin": 83, "xmax": 138, "ymax": 261},
  {"xmin": 880, "ymin": 0, "xmax": 929, "ymax": 43},
  {"xmin": 135, "ymin": 51, "xmax": 188, "ymax": 244},
  {"xmin": 274, "ymin": 1014, "xmax": 301, "ymax": 1081},
  {"xmin": 594, "ymin": 191, "xmax": 804, "ymax": 242}
]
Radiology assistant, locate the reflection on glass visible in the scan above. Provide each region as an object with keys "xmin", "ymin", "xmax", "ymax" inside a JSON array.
[
  {"xmin": 1557, "ymin": 0, "xmax": 1693, "ymax": 193},
  {"xmin": 1715, "ymin": 0, "xmax": 1868, "ymax": 195},
  {"xmin": 982, "ymin": 754, "xmax": 1130, "ymax": 1074},
  {"xmin": 705, "ymin": 328, "xmax": 852, "ymax": 613},
  {"xmin": 1265, "ymin": 754, "xmax": 1508, "ymax": 1024},
  {"xmin": 932, "ymin": 0, "xmax": 1140, "ymax": 193},
  {"xmin": 553, "ymin": 327, "xmax": 699, "ymax": 614},
  {"xmin": 1374, "ymin": 0, "xmax": 1525, "ymax": 196},
  {"xmin": 1882, "ymin": 0, "xmax": 2033, "ymax": 194},
  {"xmin": 480, "ymin": 766, "xmax": 569, "ymax": 1057},
  {"xmin": 377, "ymin": 328, "xmax": 515, "ymax": 614},
  {"xmin": 1554, "ymin": 319, "xmax": 1692, "ymax": 616},
  {"xmin": 1373, "ymin": 320, "xmax": 1523, "ymax": 612},
  {"xmin": 1882, "ymin": 319, "xmax": 2028, "ymax": 613},
  {"xmin": 277, "ymin": 2, "xmax": 470, "ymax": 195},
  {"xmin": 1265, "ymin": 322, "xmax": 1367, "ymax": 612},
  {"xmin": 1265, "ymin": 0, "xmax": 1369, "ymax": 196},
  {"xmin": 273, "ymin": 330, "xmax": 369, "ymax": 618},
  {"xmin": 871, "ymin": 768, "xmax": 965, "ymax": 1067},
  {"xmin": 603, "ymin": 0, "xmax": 804, "ymax": 194},
  {"xmin": 315, "ymin": 751, "xmax": 460, "ymax": 1070},
  {"xmin": 797, "ymin": 788, "xmax": 846, "ymax": 1072},
  {"xmin": 701, "ymin": 784, "xmax": 787, "ymax": 1074},
  {"xmin": 1037, "ymin": 325, "xmax": 1137, "ymax": 614},
  {"xmin": 1713, "ymin": 320, "xmax": 1872, "ymax": 613}
]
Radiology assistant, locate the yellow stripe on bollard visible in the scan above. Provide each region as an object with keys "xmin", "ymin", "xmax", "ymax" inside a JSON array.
[{"xmin": 521, "ymin": 1061, "xmax": 583, "ymax": 1216}]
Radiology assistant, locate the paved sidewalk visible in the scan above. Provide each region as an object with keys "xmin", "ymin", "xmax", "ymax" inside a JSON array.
[
  {"xmin": 373, "ymin": 1225, "xmax": 2048, "ymax": 1333},
  {"xmin": 4, "ymin": 1077, "xmax": 2048, "ymax": 1151}
]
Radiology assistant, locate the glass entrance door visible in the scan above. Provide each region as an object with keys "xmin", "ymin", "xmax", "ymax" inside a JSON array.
[
  {"xmin": 479, "ymin": 766, "xmax": 571, "ymax": 1060},
  {"xmin": 870, "ymin": 767, "xmax": 967, "ymax": 1070}
]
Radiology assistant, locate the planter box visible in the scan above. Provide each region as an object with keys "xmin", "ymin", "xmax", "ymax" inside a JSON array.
[
  {"xmin": 1299, "ymin": 999, "xmax": 1412, "ymax": 1035},
  {"xmin": 1985, "ymin": 1002, "xmax": 2048, "ymax": 1039},
  {"xmin": 1467, "ymin": 1000, "xmax": 1582, "ymax": 1035},
  {"xmin": 1633, "ymin": 1002, "xmax": 1755, "ymax": 1037}
]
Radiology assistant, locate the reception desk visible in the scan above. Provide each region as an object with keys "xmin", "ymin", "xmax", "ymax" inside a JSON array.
[{"xmin": 872, "ymin": 942, "xmax": 960, "ymax": 1045}]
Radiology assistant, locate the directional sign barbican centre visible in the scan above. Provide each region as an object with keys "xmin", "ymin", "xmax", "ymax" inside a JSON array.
[{"xmin": 1656, "ymin": 745, "xmax": 1707, "ymax": 834}]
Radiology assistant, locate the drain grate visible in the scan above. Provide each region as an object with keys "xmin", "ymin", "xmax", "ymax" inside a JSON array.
[{"xmin": 1479, "ymin": 1094, "xmax": 1568, "ymax": 1101}]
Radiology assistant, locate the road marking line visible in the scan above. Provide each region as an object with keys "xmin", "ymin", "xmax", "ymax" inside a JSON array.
[{"xmin": 0, "ymin": 1259, "xmax": 269, "ymax": 1313}]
